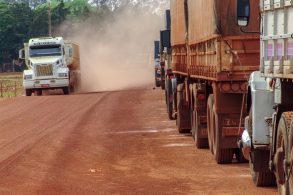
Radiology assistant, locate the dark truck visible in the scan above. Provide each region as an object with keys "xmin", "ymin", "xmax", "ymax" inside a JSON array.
[{"xmin": 154, "ymin": 40, "xmax": 161, "ymax": 87}]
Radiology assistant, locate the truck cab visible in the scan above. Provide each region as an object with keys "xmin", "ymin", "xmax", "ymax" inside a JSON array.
[{"xmin": 21, "ymin": 37, "xmax": 79, "ymax": 96}]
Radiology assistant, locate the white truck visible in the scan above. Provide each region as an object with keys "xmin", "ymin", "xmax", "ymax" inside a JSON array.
[
  {"xmin": 20, "ymin": 37, "xmax": 80, "ymax": 96},
  {"xmin": 237, "ymin": 0, "xmax": 293, "ymax": 193}
]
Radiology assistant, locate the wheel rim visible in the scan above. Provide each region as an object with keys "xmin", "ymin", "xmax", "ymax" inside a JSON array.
[{"xmin": 275, "ymin": 113, "xmax": 291, "ymax": 195}]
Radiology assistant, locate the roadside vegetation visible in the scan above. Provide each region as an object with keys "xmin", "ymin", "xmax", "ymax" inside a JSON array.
[
  {"xmin": 0, "ymin": 0, "xmax": 168, "ymax": 65},
  {"xmin": 0, "ymin": 73, "xmax": 23, "ymax": 97}
]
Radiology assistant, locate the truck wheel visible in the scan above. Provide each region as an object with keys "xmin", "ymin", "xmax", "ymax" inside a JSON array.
[
  {"xmin": 166, "ymin": 77, "xmax": 174, "ymax": 120},
  {"xmin": 234, "ymin": 148, "xmax": 248, "ymax": 163},
  {"xmin": 275, "ymin": 112, "xmax": 292, "ymax": 195},
  {"xmin": 63, "ymin": 87, "xmax": 69, "ymax": 95},
  {"xmin": 192, "ymin": 109, "xmax": 208, "ymax": 149},
  {"xmin": 207, "ymin": 95, "xmax": 214, "ymax": 154},
  {"xmin": 25, "ymin": 89, "xmax": 32, "ymax": 96},
  {"xmin": 289, "ymin": 121, "xmax": 293, "ymax": 193},
  {"xmin": 176, "ymin": 84, "xmax": 190, "ymax": 133},
  {"xmin": 213, "ymin": 112, "xmax": 234, "ymax": 164},
  {"xmin": 155, "ymin": 80, "xmax": 161, "ymax": 87},
  {"xmin": 36, "ymin": 89, "xmax": 42, "ymax": 96},
  {"xmin": 161, "ymin": 69, "xmax": 165, "ymax": 90},
  {"xmin": 249, "ymin": 154, "xmax": 276, "ymax": 186},
  {"xmin": 155, "ymin": 71, "xmax": 161, "ymax": 87}
]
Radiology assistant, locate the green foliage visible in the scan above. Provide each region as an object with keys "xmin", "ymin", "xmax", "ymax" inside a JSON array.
[{"xmin": 0, "ymin": 0, "xmax": 92, "ymax": 64}]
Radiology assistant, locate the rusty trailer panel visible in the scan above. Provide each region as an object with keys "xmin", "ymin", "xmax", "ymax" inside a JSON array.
[
  {"xmin": 171, "ymin": 45, "xmax": 187, "ymax": 74},
  {"xmin": 171, "ymin": 0, "xmax": 260, "ymax": 82},
  {"xmin": 170, "ymin": 0, "xmax": 187, "ymax": 46},
  {"xmin": 188, "ymin": 36, "xmax": 260, "ymax": 81}
]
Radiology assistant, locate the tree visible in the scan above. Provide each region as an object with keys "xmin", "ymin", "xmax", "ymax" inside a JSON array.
[{"xmin": 0, "ymin": 2, "xmax": 33, "ymax": 63}]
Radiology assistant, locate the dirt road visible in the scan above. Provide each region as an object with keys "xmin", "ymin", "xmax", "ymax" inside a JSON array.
[{"xmin": 0, "ymin": 89, "xmax": 276, "ymax": 194}]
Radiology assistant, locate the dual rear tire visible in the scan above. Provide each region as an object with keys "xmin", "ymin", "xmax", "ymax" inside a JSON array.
[
  {"xmin": 207, "ymin": 94, "xmax": 233, "ymax": 164},
  {"xmin": 176, "ymin": 83, "xmax": 191, "ymax": 133}
]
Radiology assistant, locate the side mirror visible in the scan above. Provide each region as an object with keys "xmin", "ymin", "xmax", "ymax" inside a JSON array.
[
  {"xmin": 237, "ymin": 0, "xmax": 250, "ymax": 26},
  {"xmin": 19, "ymin": 49, "xmax": 25, "ymax": 59}
]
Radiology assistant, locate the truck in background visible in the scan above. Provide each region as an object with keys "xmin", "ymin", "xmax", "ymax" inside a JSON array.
[
  {"xmin": 154, "ymin": 40, "xmax": 161, "ymax": 87},
  {"xmin": 160, "ymin": 10, "xmax": 176, "ymax": 120},
  {"xmin": 166, "ymin": 0, "xmax": 260, "ymax": 163},
  {"xmin": 20, "ymin": 37, "xmax": 80, "ymax": 96},
  {"xmin": 237, "ymin": 0, "xmax": 293, "ymax": 192},
  {"xmin": 159, "ymin": 9, "xmax": 172, "ymax": 91}
]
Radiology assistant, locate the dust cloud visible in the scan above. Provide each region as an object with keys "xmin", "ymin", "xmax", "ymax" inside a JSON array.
[{"xmin": 59, "ymin": 6, "xmax": 166, "ymax": 92}]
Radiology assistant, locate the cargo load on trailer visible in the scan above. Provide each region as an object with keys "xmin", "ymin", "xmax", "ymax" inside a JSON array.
[{"xmin": 20, "ymin": 37, "xmax": 81, "ymax": 96}]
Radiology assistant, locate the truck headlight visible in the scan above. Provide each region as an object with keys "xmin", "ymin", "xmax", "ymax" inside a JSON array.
[
  {"xmin": 24, "ymin": 75, "xmax": 33, "ymax": 80},
  {"xmin": 58, "ymin": 73, "xmax": 68, "ymax": 77}
]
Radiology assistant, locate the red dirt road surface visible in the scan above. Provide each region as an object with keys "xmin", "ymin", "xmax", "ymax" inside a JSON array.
[{"xmin": 0, "ymin": 89, "xmax": 276, "ymax": 194}]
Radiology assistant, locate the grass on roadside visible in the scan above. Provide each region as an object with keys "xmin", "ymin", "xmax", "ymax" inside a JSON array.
[{"xmin": 0, "ymin": 73, "xmax": 23, "ymax": 97}]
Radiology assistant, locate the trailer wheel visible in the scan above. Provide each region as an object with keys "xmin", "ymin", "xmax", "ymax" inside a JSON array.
[
  {"xmin": 25, "ymin": 89, "xmax": 32, "ymax": 96},
  {"xmin": 161, "ymin": 70, "xmax": 165, "ymax": 90},
  {"xmin": 155, "ymin": 79, "xmax": 161, "ymax": 87},
  {"xmin": 192, "ymin": 109, "xmax": 208, "ymax": 149},
  {"xmin": 36, "ymin": 89, "xmax": 42, "ymax": 96},
  {"xmin": 249, "ymin": 154, "xmax": 276, "ymax": 186},
  {"xmin": 213, "ymin": 112, "xmax": 234, "ymax": 164},
  {"xmin": 176, "ymin": 84, "xmax": 190, "ymax": 133},
  {"xmin": 275, "ymin": 112, "xmax": 292, "ymax": 195},
  {"xmin": 166, "ymin": 77, "xmax": 174, "ymax": 120},
  {"xmin": 234, "ymin": 148, "xmax": 248, "ymax": 163},
  {"xmin": 63, "ymin": 87, "xmax": 69, "ymax": 95},
  {"xmin": 289, "ymin": 121, "xmax": 293, "ymax": 193},
  {"xmin": 155, "ymin": 70, "xmax": 161, "ymax": 87},
  {"xmin": 207, "ymin": 95, "xmax": 214, "ymax": 154}
]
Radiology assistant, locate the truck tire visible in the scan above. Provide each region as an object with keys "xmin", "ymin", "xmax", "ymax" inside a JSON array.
[
  {"xmin": 36, "ymin": 89, "xmax": 42, "ymax": 96},
  {"xmin": 63, "ymin": 87, "xmax": 69, "ymax": 95},
  {"xmin": 249, "ymin": 155, "xmax": 276, "ymax": 186},
  {"xmin": 155, "ymin": 79, "xmax": 161, "ymax": 87},
  {"xmin": 207, "ymin": 95, "xmax": 214, "ymax": 154},
  {"xmin": 234, "ymin": 148, "xmax": 248, "ymax": 163},
  {"xmin": 275, "ymin": 112, "xmax": 292, "ymax": 195},
  {"xmin": 176, "ymin": 84, "xmax": 190, "ymax": 133},
  {"xmin": 161, "ymin": 70, "xmax": 165, "ymax": 90},
  {"xmin": 192, "ymin": 109, "xmax": 208, "ymax": 149},
  {"xmin": 25, "ymin": 89, "xmax": 32, "ymax": 96},
  {"xmin": 155, "ymin": 71, "xmax": 161, "ymax": 87},
  {"xmin": 289, "ymin": 122, "xmax": 293, "ymax": 193},
  {"xmin": 166, "ymin": 77, "xmax": 174, "ymax": 120},
  {"xmin": 213, "ymin": 111, "xmax": 234, "ymax": 164}
]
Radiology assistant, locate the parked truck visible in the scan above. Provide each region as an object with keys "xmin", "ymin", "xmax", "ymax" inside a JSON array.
[
  {"xmin": 154, "ymin": 40, "xmax": 161, "ymax": 87},
  {"xmin": 164, "ymin": 0, "xmax": 260, "ymax": 163},
  {"xmin": 159, "ymin": 10, "xmax": 172, "ymax": 91},
  {"xmin": 20, "ymin": 37, "xmax": 80, "ymax": 96},
  {"xmin": 237, "ymin": 0, "xmax": 293, "ymax": 193},
  {"xmin": 160, "ymin": 10, "xmax": 176, "ymax": 120}
]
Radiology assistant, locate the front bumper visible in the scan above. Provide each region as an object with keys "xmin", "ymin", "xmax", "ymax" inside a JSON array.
[{"xmin": 23, "ymin": 79, "xmax": 69, "ymax": 89}]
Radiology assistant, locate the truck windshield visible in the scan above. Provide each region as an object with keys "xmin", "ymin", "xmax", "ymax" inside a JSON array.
[{"xmin": 29, "ymin": 45, "xmax": 62, "ymax": 57}]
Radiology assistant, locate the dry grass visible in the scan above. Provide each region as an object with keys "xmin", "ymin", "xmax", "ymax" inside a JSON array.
[{"xmin": 0, "ymin": 73, "xmax": 23, "ymax": 97}]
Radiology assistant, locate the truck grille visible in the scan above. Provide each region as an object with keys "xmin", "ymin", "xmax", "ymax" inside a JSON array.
[{"xmin": 35, "ymin": 64, "xmax": 53, "ymax": 77}]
